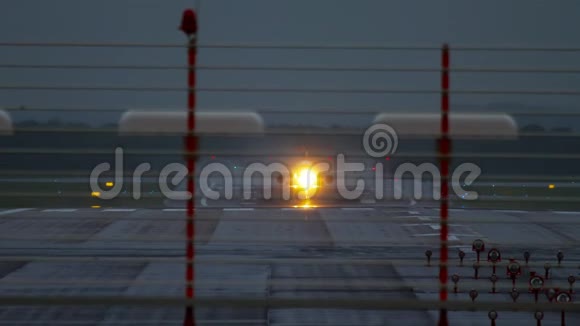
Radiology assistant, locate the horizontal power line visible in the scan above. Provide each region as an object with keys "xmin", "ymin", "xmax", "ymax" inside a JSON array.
[
  {"xmin": 2, "ymin": 85, "xmax": 580, "ymax": 95},
  {"xmin": 1, "ymin": 41, "xmax": 580, "ymax": 52},
  {"xmin": 5, "ymin": 106, "xmax": 580, "ymax": 117},
  {"xmin": 2, "ymin": 63, "xmax": 580, "ymax": 74}
]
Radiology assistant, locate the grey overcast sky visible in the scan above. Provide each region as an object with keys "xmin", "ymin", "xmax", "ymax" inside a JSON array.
[{"xmin": 1, "ymin": 0, "xmax": 579, "ymax": 126}]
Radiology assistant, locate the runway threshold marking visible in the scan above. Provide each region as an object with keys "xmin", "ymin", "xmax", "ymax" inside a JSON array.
[{"xmin": 0, "ymin": 208, "xmax": 33, "ymax": 216}]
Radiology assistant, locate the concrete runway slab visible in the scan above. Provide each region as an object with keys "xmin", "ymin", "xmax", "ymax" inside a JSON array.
[{"xmin": 0, "ymin": 206, "xmax": 578, "ymax": 325}]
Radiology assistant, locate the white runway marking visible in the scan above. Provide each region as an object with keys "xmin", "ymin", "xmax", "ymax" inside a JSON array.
[
  {"xmin": 395, "ymin": 215, "xmax": 421, "ymax": 219},
  {"xmin": 435, "ymin": 208, "xmax": 472, "ymax": 212},
  {"xmin": 163, "ymin": 208, "xmax": 186, "ymax": 212},
  {"xmin": 42, "ymin": 209, "xmax": 77, "ymax": 212},
  {"xmin": 341, "ymin": 207, "xmax": 374, "ymax": 211},
  {"xmin": 223, "ymin": 208, "xmax": 254, "ymax": 211},
  {"xmin": 396, "ymin": 215, "xmax": 438, "ymax": 220},
  {"xmin": 415, "ymin": 233, "xmax": 475, "ymax": 237},
  {"xmin": 102, "ymin": 209, "xmax": 136, "ymax": 212},
  {"xmin": 492, "ymin": 209, "xmax": 528, "ymax": 213},
  {"xmin": 553, "ymin": 211, "xmax": 579, "ymax": 215},
  {"xmin": 0, "ymin": 208, "xmax": 33, "ymax": 216},
  {"xmin": 414, "ymin": 233, "xmax": 460, "ymax": 241},
  {"xmin": 428, "ymin": 224, "xmax": 440, "ymax": 230},
  {"xmin": 409, "ymin": 211, "xmax": 420, "ymax": 215}
]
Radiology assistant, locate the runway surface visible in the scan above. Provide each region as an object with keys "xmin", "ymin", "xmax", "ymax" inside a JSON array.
[{"xmin": 0, "ymin": 206, "xmax": 579, "ymax": 325}]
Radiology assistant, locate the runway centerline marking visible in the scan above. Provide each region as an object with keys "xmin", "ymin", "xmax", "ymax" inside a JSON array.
[
  {"xmin": 223, "ymin": 208, "xmax": 254, "ymax": 211},
  {"xmin": 341, "ymin": 208, "xmax": 375, "ymax": 211},
  {"xmin": 163, "ymin": 208, "xmax": 186, "ymax": 212}
]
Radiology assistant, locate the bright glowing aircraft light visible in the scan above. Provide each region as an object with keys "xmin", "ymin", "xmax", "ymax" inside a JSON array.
[
  {"xmin": 548, "ymin": 184, "xmax": 555, "ymax": 189},
  {"xmin": 297, "ymin": 168, "xmax": 317, "ymax": 190},
  {"xmin": 291, "ymin": 161, "xmax": 320, "ymax": 200}
]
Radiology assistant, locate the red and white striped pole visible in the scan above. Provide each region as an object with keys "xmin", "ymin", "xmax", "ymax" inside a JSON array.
[
  {"xmin": 180, "ymin": 8, "xmax": 198, "ymax": 326},
  {"xmin": 438, "ymin": 43, "xmax": 450, "ymax": 326}
]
